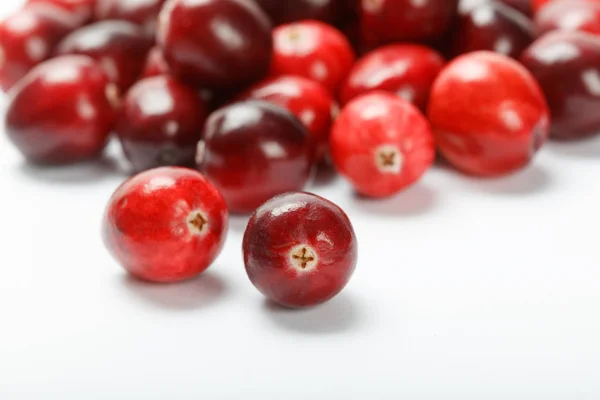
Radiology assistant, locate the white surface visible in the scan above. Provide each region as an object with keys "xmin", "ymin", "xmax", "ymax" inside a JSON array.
[{"xmin": 1, "ymin": 2, "xmax": 600, "ymax": 399}]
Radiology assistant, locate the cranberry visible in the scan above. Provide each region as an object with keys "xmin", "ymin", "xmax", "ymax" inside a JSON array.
[
  {"xmin": 55, "ymin": 20, "xmax": 153, "ymax": 93},
  {"xmin": 340, "ymin": 44, "xmax": 445, "ymax": 111},
  {"xmin": 270, "ymin": 20, "xmax": 355, "ymax": 94},
  {"xmin": 521, "ymin": 31, "xmax": 600, "ymax": 140},
  {"xmin": 532, "ymin": 0, "xmax": 552, "ymax": 13},
  {"xmin": 235, "ymin": 75, "xmax": 337, "ymax": 160},
  {"xmin": 94, "ymin": 0, "xmax": 166, "ymax": 35},
  {"xmin": 453, "ymin": 1, "xmax": 535, "ymax": 59},
  {"xmin": 197, "ymin": 101, "xmax": 315, "ymax": 214},
  {"xmin": 27, "ymin": 0, "xmax": 95, "ymax": 26},
  {"xmin": 141, "ymin": 46, "xmax": 170, "ymax": 78},
  {"xmin": 103, "ymin": 167, "xmax": 228, "ymax": 283},
  {"xmin": 536, "ymin": 0, "xmax": 600, "ymax": 36},
  {"xmin": 331, "ymin": 93, "xmax": 435, "ymax": 197},
  {"xmin": 499, "ymin": 0, "xmax": 532, "ymax": 16},
  {"xmin": 157, "ymin": 0, "xmax": 272, "ymax": 89},
  {"xmin": 4, "ymin": 55, "xmax": 116, "ymax": 164},
  {"xmin": 243, "ymin": 192, "xmax": 357, "ymax": 308},
  {"xmin": 428, "ymin": 51, "xmax": 549, "ymax": 176},
  {"xmin": 253, "ymin": 0, "xmax": 350, "ymax": 25}
]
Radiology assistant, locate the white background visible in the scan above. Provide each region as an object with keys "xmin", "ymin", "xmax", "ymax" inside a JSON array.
[{"xmin": 1, "ymin": 1, "xmax": 599, "ymax": 399}]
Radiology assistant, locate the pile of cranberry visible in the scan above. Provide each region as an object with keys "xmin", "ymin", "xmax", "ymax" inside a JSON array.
[{"xmin": 1, "ymin": 0, "xmax": 599, "ymax": 308}]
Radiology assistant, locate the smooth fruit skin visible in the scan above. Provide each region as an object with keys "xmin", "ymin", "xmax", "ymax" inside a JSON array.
[
  {"xmin": 157, "ymin": 0, "xmax": 273, "ymax": 89},
  {"xmin": 428, "ymin": 51, "xmax": 550, "ymax": 176},
  {"xmin": 254, "ymin": 0, "xmax": 350, "ymax": 25},
  {"xmin": 243, "ymin": 192, "xmax": 357, "ymax": 308},
  {"xmin": 103, "ymin": 167, "xmax": 228, "ymax": 283},
  {"xmin": 5, "ymin": 55, "xmax": 116, "ymax": 164},
  {"xmin": 331, "ymin": 93, "xmax": 435, "ymax": 197},
  {"xmin": 521, "ymin": 31, "xmax": 600, "ymax": 140},
  {"xmin": 95, "ymin": 0, "xmax": 166, "ymax": 34},
  {"xmin": 270, "ymin": 20, "xmax": 355, "ymax": 94},
  {"xmin": 536, "ymin": 0, "xmax": 600, "ymax": 36},
  {"xmin": 116, "ymin": 76, "xmax": 209, "ymax": 172},
  {"xmin": 340, "ymin": 44, "xmax": 445, "ymax": 111},
  {"xmin": 499, "ymin": 0, "xmax": 532, "ymax": 16},
  {"xmin": 197, "ymin": 101, "xmax": 315, "ymax": 214},
  {"xmin": 141, "ymin": 46, "xmax": 170, "ymax": 78},
  {"xmin": 27, "ymin": 0, "xmax": 95, "ymax": 25}
]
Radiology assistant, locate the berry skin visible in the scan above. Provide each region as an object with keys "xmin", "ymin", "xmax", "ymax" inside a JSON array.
[
  {"xmin": 103, "ymin": 167, "xmax": 228, "ymax": 283},
  {"xmin": 141, "ymin": 46, "xmax": 170, "ymax": 78},
  {"xmin": 536, "ymin": 0, "xmax": 600, "ymax": 36},
  {"xmin": 330, "ymin": 93, "xmax": 435, "ymax": 197},
  {"xmin": 94, "ymin": 0, "xmax": 166, "ymax": 35},
  {"xmin": 27, "ymin": 0, "xmax": 95, "ymax": 26},
  {"xmin": 428, "ymin": 51, "xmax": 550, "ymax": 176},
  {"xmin": 253, "ymin": 0, "xmax": 350, "ymax": 25},
  {"xmin": 243, "ymin": 192, "xmax": 357, "ymax": 308}
]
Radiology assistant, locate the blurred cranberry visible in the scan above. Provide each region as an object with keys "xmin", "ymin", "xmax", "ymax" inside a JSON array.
[
  {"xmin": 536, "ymin": 0, "xmax": 600, "ymax": 36},
  {"xmin": 4, "ymin": 55, "xmax": 116, "ymax": 164},
  {"xmin": 157, "ymin": 0, "xmax": 272, "ymax": 89},
  {"xmin": 428, "ymin": 51, "xmax": 549, "ymax": 176},
  {"xmin": 532, "ymin": 0, "xmax": 552, "ymax": 13},
  {"xmin": 340, "ymin": 44, "xmax": 445, "ymax": 111},
  {"xmin": 27, "ymin": 0, "xmax": 95, "ymax": 25},
  {"xmin": 499, "ymin": 0, "xmax": 532, "ymax": 16},
  {"xmin": 94, "ymin": 0, "xmax": 166, "ymax": 35},
  {"xmin": 55, "ymin": 20, "xmax": 153, "ymax": 93},
  {"xmin": 141, "ymin": 46, "xmax": 170, "ymax": 78},
  {"xmin": 521, "ymin": 31, "xmax": 600, "ymax": 139},
  {"xmin": 270, "ymin": 21, "xmax": 355, "ymax": 94},
  {"xmin": 253, "ymin": 0, "xmax": 350, "ymax": 25}
]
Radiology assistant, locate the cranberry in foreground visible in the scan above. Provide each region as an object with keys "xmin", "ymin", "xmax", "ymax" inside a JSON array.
[
  {"xmin": 94, "ymin": 0, "xmax": 166, "ymax": 35},
  {"xmin": 243, "ymin": 192, "xmax": 357, "ymax": 308},
  {"xmin": 331, "ymin": 93, "xmax": 435, "ymax": 197},
  {"xmin": 4, "ymin": 55, "xmax": 116, "ymax": 164},
  {"xmin": 428, "ymin": 51, "xmax": 549, "ymax": 176},
  {"xmin": 536, "ymin": 0, "xmax": 600, "ymax": 36},
  {"xmin": 103, "ymin": 167, "xmax": 228, "ymax": 283},
  {"xmin": 197, "ymin": 101, "xmax": 315, "ymax": 214}
]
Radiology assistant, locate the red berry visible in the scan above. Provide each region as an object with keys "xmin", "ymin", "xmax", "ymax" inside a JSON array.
[
  {"xmin": 499, "ymin": 0, "xmax": 532, "ymax": 16},
  {"xmin": 157, "ymin": 0, "xmax": 273, "ymax": 89},
  {"xmin": 103, "ymin": 167, "xmax": 228, "ymax": 283},
  {"xmin": 243, "ymin": 192, "xmax": 357, "ymax": 308},
  {"xmin": 340, "ymin": 44, "xmax": 445, "ymax": 111},
  {"xmin": 141, "ymin": 46, "xmax": 170, "ymax": 78},
  {"xmin": 536, "ymin": 0, "xmax": 600, "ymax": 36},
  {"xmin": 4, "ymin": 55, "xmax": 116, "ymax": 164},
  {"xmin": 27, "ymin": 0, "xmax": 95, "ymax": 26},
  {"xmin": 116, "ymin": 75, "xmax": 209, "ymax": 172},
  {"xmin": 428, "ymin": 51, "xmax": 549, "ymax": 176},
  {"xmin": 254, "ymin": 0, "xmax": 350, "ymax": 25},
  {"xmin": 331, "ymin": 93, "xmax": 435, "ymax": 197},
  {"xmin": 95, "ymin": 0, "xmax": 166, "ymax": 34},
  {"xmin": 532, "ymin": 0, "xmax": 552, "ymax": 13},
  {"xmin": 236, "ymin": 75, "xmax": 337, "ymax": 160},
  {"xmin": 270, "ymin": 20, "xmax": 355, "ymax": 94},
  {"xmin": 55, "ymin": 20, "xmax": 153, "ymax": 93},
  {"xmin": 197, "ymin": 101, "xmax": 315, "ymax": 214}
]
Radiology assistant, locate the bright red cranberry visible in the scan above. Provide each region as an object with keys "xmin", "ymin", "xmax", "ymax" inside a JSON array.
[
  {"xmin": 103, "ymin": 167, "xmax": 228, "ymax": 283},
  {"xmin": 27, "ymin": 0, "xmax": 95, "ymax": 25},
  {"xmin": 243, "ymin": 192, "xmax": 357, "ymax": 308},
  {"xmin": 55, "ymin": 20, "xmax": 153, "ymax": 93},
  {"xmin": 270, "ymin": 20, "xmax": 355, "ymax": 94},
  {"xmin": 330, "ymin": 93, "xmax": 435, "ymax": 197},
  {"xmin": 340, "ymin": 44, "xmax": 445, "ymax": 111},
  {"xmin": 197, "ymin": 101, "xmax": 315, "ymax": 214},
  {"xmin": 521, "ymin": 31, "xmax": 600, "ymax": 140},
  {"xmin": 235, "ymin": 75, "xmax": 337, "ymax": 160},
  {"xmin": 532, "ymin": 0, "xmax": 552, "ymax": 13},
  {"xmin": 94, "ymin": 0, "xmax": 166, "ymax": 34},
  {"xmin": 157, "ymin": 0, "xmax": 272, "ymax": 89},
  {"xmin": 536, "ymin": 0, "xmax": 600, "ymax": 36},
  {"xmin": 253, "ymin": 0, "xmax": 350, "ymax": 25},
  {"xmin": 141, "ymin": 46, "xmax": 170, "ymax": 78},
  {"xmin": 428, "ymin": 51, "xmax": 549, "ymax": 176},
  {"xmin": 4, "ymin": 55, "xmax": 116, "ymax": 164},
  {"xmin": 453, "ymin": 1, "xmax": 535, "ymax": 59}
]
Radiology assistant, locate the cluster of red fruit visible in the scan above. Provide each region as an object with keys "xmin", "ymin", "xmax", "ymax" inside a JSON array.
[{"xmin": 1, "ymin": 0, "xmax": 599, "ymax": 307}]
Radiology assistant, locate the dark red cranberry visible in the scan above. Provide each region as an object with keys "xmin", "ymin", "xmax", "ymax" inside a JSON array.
[
  {"xmin": 55, "ymin": 20, "xmax": 153, "ymax": 93},
  {"xmin": 157, "ymin": 0, "xmax": 272, "ymax": 89},
  {"xmin": 243, "ymin": 192, "xmax": 357, "ymax": 308},
  {"xmin": 521, "ymin": 31, "xmax": 600, "ymax": 140},
  {"xmin": 340, "ymin": 44, "xmax": 445, "ymax": 111},
  {"xmin": 94, "ymin": 0, "xmax": 166, "ymax": 35},
  {"xmin": 499, "ymin": 0, "xmax": 532, "ymax": 16},
  {"xmin": 270, "ymin": 20, "xmax": 355, "ymax": 94},
  {"xmin": 197, "ymin": 101, "xmax": 315, "ymax": 214},
  {"xmin": 27, "ymin": 0, "xmax": 95, "ymax": 25},
  {"xmin": 453, "ymin": 1, "xmax": 535, "ymax": 59},
  {"xmin": 141, "ymin": 46, "xmax": 170, "ymax": 78},
  {"xmin": 536, "ymin": 0, "xmax": 600, "ymax": 36},
  {"xmin": 4, "ymin": 55, "xmax": 116, "ymax": 164},
  {"xmin": 103, "ymin": 167, "xmax": 228, "ymax": 283},
  {"xmin": 253, "ymin": 0, "xmax": 350, "ymax": 25},
  {"xmin": 428, "ymin": 51, "xmax": 549, "ymax": 176},
  {"xmin": 235, "ymin": 75, "xmax": 337, "ymax": 160}
]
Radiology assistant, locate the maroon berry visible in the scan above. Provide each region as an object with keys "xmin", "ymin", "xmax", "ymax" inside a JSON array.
[
  {"xmin": 254, "ymin": 0, "xmax": 350, "ymax": 25},
  {"xmin": 103, "ymin": 167, "xmax": 228, "ymax": 283},
  {"xmin": 141, "ymin": 46, "xmax": 170, "ymax": 78},
  {"xmin": 243, "ymin": 192, "xmax": 357, "ymax": 308},
  {"xmin": 4, "ymin": 55, "xmax": 116, "ymax": 164},
  {"xmin": 197, "ymin": 101, "xmax": 315, "ymax": 214},
  {"xmin": 95, "ymin": 0, "xmax": 166, "ymax": 34},
  {"xmin": 536, "ymin": 0, "xmax": 600, "ymax": 36}
]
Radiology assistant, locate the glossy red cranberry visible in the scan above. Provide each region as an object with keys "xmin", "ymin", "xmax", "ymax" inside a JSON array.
[
  {"xmin": 521, "ymin": 31, "xmax": 600, "ymax": 140},
  {"xmin": 197, "ymin": 101, "xmax": 315, "ymax": 214},
  {"xmin": 532, "ymin": 0, "xmax": 552, "ymax": 13},
  {"xmin": 453, "ymin": 1, "xmax": 535, "ymax": 59},
  {"xmin": 94, "ymin": 0, "xmax": 166, "ymax": 34},
  {"xmin": 331, "ymin": 93, "xmax": 435, "ymax": 197},
  {"xmin": 243, "ymin": 192, "xmax": 357, "ymax": 308},
  {"xmin": 116, "ymin": 76, "xmax": 209, "ymax": 172},
  {"xmin": 428, "ymin": 51, "xmax": 549, "ymax": 176},
  {"xmin": 141, "ymin": 46, "xmax": 170, "ymax": 78},
  {"xmin": 55, "ymin": 20, "xmax": 153, "ymax": 93},
  {"xmin": 270, "ymin": 21, "xmax": 355, "ymax": 94},
  {"xmin": 253, "ymin": 0, "xmax": 350, "ymax": 25},
  {"xmin": 340, "ymin": 44, "xmax": 445, "ymax": 111},
  {"xmin": 27, "ymin": 0, "xmax": 95, "ymax": 25},
  {"xmin": 499, "ymin": 0, "xmax": 532, "ymax": 16},
  {"xmin": 103, "ymin": 167, "xmax": 228, "ymax": 283},
  {"xmin": 157, "ymin": 0, "xmax": 272, "ymax": 89},
  {"xmin": 536, "ymin": 0, "xmax": 600, "ymax": 36},
  {"xmin": 4, "ymin": 55, "xmax": 116, "ymax": 164},
  {"xmin": 235, "ymin": 75, "xmax": 337, "ymax": 160}
]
